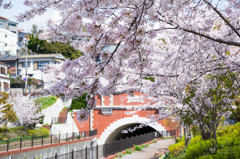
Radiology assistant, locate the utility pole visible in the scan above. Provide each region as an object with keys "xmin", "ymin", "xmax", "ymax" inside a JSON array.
[{"xmin": 25, "ymin": 40, "xmax": 28, "ymax": 95}]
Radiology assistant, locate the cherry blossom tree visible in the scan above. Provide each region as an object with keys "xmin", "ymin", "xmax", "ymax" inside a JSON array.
[
  {"xmin": 177, "ymin": 71, "xmax": 239, "ymax": 149},
  {"xmin": 9, "ymin": 95, "xmax": 43, "ymax": 132},
  {"xmin": 2, "ymin": 0, "xmax": 240, "ymax": 150}
]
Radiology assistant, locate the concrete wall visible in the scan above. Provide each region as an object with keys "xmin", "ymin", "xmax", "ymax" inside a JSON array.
[
  {"xmin": 1, "ymin": 138, "xmax": 97, "ymax": 159},
  {"xmin": 0, "ymin": 28, "xmax": 17, "ymax": 55}
]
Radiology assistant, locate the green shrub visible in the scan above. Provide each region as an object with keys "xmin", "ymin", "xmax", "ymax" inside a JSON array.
[
  {"xmin": 176, "ymin": 138, "xmax": 181, "ymax": 143},
  {"xmin": 134, "ymin": 145, "xmax": 142, "ymax": 151},
  {"xmin": 28, "ymin": 128, "xmax": 49, "ymax": 137},
  {"xmin": 70, "ymin": 93, "xmax": 87, "ymax": 110},
  {"xmin": 126, "ymin": 149, "xmax": 132, "ymax": 154},
  {"xmin": 170, "ymin": 123, "xmax": 240, "ymax": 159},
  {"xmin": 145, "ymin": 144, "xmax": 149, "ymax": 148},
  {"xmin": 76, "ymin": 135, "xmax": 81, "ymax": 139},
  {"xmin": 169, "ymin": 139, "xmax": 185, "ymax": 157}
]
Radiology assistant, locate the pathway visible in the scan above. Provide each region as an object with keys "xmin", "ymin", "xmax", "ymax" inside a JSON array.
[{"xmin": 120, "ymin": 139, "xmax": 175, "ymax": 159}]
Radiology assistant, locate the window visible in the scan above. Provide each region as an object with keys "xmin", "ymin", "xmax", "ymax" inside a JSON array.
[
  {"xmin": 0, "ymin": 23, "xmax": 3, "ymax": 27},
  {"xmin": 8, "ymin": 23, "xmax": 16, "ymax": 27},
  {"xmin": 5, "ymin": 43, "xmax": 7, "ymax": 47},
  {"xmin": 38, "ymin": 61, "xmax": 49, "ymax": 70},
  {"xmin": 0, "ymin": 67, "xmax": 6, "ymax": 74},
  {"xmin": 101, "ymin": 108, "xmax": 113, "ymax": 115},
  {"xmin": 22, "ymin": 62, "xmax": 30, "ymax": 67},
  {"xmin": 3, "ymin": 82, "xmax": 9, "ymax": 89},
  {"xmin": 5, "ymin": 34, "xmax": 7, "ymax": 38},
  {"xmin": 18, "ymin": 37, "xmax": 23, "ymax": 41},
  {"xmin": 6, "ymin": 62, "xmax": 15, "ymax": 67}
]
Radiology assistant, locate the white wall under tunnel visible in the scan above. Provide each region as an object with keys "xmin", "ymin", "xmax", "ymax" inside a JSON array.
[{"xmin": 98, "ymin": 115, "xmax": 167, "ymax": 145}]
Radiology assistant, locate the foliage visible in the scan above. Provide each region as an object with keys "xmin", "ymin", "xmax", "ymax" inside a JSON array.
[
  {"xmin": 70, "ymin": 93, "xmax": 87, "ymax": 110},
  {"xmin": 0, "ymin": 126, "xmax": 27, "ymax": 140},
  {"xmin": 0, "ymin": 92, "xmax": 17, "ymax": 126},
  {"xmin": 162, "ymin": 116, "xmax": 180, "ymax": 131},
  {"xmin": 35, "ymin": 96, "xmax": 57, "ymax": 110},
  {"xmin": 126, "ymin": 149, "xmax": 132, "ymax": 154},
  {"xmin": 28, "ymin": 78, "xmax": 38, "ymax": 85},
  {"xmin": 169, "ymin": 137, "xmax": 185, "ymax": 157},
  {"xmin": 134, "ymin": 145, "xmax": 142, "ymax": 151},
  {"xmin": 27, "ymin": 128, "xmax": 49, "ymax": 137},
  {"xmin": 27, "ymin": 25, "xmax": 82, "ymax": 60},
  {"xmin": 178, "ymin": 71, "xmax": 240, "ymax": 150},
  {"xmin": 143, "ymin": 76, "xmax": 155, "ymax": 82},
  {"xmin": 10, "ymin": 76, "xmax": 25, "ymax": 84},
  {"xmin": 169, "ymin": 123, "xmax": 240, "ymax": 159}
]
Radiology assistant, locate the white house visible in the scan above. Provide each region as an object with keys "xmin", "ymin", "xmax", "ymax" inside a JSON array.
[
  {"xmin": 0, "ymin": 62, "xmax": 10, "ymax": 92},
  {"xmin": 17, "ymin": 53, "xmax": 65, "ymax": 87},
  {"xmin": 0, "ymin": 16, "xmax": 18, "ymax": 55}
]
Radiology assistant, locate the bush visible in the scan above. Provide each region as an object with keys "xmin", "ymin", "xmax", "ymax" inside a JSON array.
[
  {"xmin": 126, "ymin": 149, "xmax": 132, "ymax": 154},
  {"xmin": 145, "ymin": 144, "xmax": 149, "ymax": 148},
  {"xmin": 176, "ymin": 138, "xmax": 181, "ymax": 143},
  {"xmin": 134, "ymin": 145, "xmax": 142, "ymax": 151},
  {"xmin": 169, "ymin": 138, "xmax": 185, "ymax": 157},
  {"xmin": 70, "ymin": 93, "xmax": 87, "ymax": 110},
  {"xmin": 28, "ymin": 128, "xmax": 49, "ymax": 137},
  {"xmin": 170, "ymin": 123, "xmax": 240, "ymax": 159}
]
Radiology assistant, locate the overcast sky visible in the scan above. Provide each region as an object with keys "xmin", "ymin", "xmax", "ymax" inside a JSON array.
[{"xmin": 0, "ymin": 1, "xmax": 61, "ymax": 32}]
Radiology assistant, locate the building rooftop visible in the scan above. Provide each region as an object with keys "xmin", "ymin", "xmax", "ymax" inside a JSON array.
[
  {"xmin": 0, "ymin": 16, "xmax": 8, "ymax": 20},
  {"xmin": 0, "ymin": 15, "xmax": 18, "ymax": 24},
  {"xmin": 18, "ymin": 53, "xmax": 65, "ymax": 59},
  {"xmin": 0, "ymin": 61, "xmax": 8, "ymax": 66},
  {"xmin": 1, "ymin": 55, "xmax": 20, "ymax": 61}
]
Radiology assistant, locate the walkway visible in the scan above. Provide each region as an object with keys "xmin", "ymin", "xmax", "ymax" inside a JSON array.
[{"xmin": 121, "ymin": 139, "xmax": 175, "ymax": 159}]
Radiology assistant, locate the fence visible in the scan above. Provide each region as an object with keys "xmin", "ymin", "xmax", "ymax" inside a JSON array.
[
  {"xmin": 0, "ymin": 129, "xmax": 97, "ymax": 152},
  {"xmin": 46, "ymin": 130, "xmax": 177, "ymax": 159}
]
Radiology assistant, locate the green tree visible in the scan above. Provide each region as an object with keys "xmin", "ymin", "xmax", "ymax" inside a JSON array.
[
  {"xmin": 0, "ymin": 92, "xmax": 18, "ymax": 127},
  {"xmin": 27, "ymin": 25, "xmax": 82, "ymax": 60},
  {"xmin": 70, "ymin": 93, "xmax": 87, "ymax": 110}
]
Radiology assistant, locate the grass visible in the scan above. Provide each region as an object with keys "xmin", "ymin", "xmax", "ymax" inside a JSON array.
[{"xmin": 35, "ymin": 96, "xmax": 57, "ymax": 110}]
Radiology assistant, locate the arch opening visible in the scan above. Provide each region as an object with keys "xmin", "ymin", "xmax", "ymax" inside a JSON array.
[{"xmin": 105, "ymin": 123, "xmax": 157, "ymax": 143}]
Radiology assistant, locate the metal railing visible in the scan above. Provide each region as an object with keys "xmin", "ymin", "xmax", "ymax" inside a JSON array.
[
  {"xmin": 0, "ymin": 129, "xmax": 97, "ymax": 152},
  {"xmin": 46, "ymin": 130, "xmax": 178, "ymax": 159}
]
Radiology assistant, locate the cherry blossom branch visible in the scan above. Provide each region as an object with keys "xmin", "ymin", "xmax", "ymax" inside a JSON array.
[{"xmin": 203, "ymin": 0, "xmax": 240, "ymax": 38}]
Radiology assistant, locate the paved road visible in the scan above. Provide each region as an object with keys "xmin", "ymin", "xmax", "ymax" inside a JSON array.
[{"xmin": 120, "ymin": 139, "xmax": 175, "ymax": 159}]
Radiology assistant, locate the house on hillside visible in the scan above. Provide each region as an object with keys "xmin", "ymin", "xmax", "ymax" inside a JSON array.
[
  {"xmin": 17, "ymin": 53, "xmax": 65, "ymax": 87},
  {"xmin": 0, "ymin": 55, "xmax": 19, "ymax": 77},
  {"xmin": 0, "ymin": 16, "xmax": 18, "ymax": 55}
]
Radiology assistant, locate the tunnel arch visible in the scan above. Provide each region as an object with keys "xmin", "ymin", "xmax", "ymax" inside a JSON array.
[{"xmin": 98, "ymin": 115, "xmax": 167, "ymax": 144}]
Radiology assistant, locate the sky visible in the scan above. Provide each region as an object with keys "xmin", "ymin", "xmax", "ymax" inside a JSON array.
[{"xmin": 0, "ymin": 1, "xmax": 61, "ymax": 32}]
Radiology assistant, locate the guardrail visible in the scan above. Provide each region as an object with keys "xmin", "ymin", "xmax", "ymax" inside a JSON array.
[
  {"xmin": 0, "ymin": 129, "xmax": 98, "ymax": 152},
  {"xmin": 46, "ymin": 130, "xmax": 178, "ymax": 159}
]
